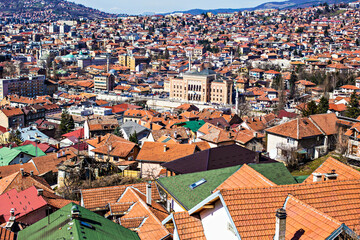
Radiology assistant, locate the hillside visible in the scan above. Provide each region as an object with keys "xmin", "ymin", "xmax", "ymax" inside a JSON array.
[
  {"xmin": 166, "ymin": 0, "xmax": 355, "ymax": 15},
  {"xmin": 0, "ymin": 0, "xmax": 115, "ymax": 20}
]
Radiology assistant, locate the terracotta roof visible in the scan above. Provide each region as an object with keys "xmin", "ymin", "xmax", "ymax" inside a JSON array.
[
  {"xmin": 80, "ymin": 182, "xmax": 161, "ymax": 211},
  {"xmin": 0, "ymin": 108, "xmax": 23, "ymax": 117},
  {"xmin": 303, "ymin": 157, "xmax": 360, "ymax": 183},
  {"xmin": 309, "ymin": 113, "xmax": 338, "ymax": 135},
  {"xmin": 172, "ymin": 212, "xmax": 206, "ymax": 240},
  {"xmin": 284, "ymin": 195, "xmax": 342, "ymax": 239},
  {"xmin": 215, "ymin": 164, "xmax": 276, "ymax": 190},
  {"xmin": 136, "ymin": 142, "xmax": 196, "ymax": 163},
  {"xmin": 118, "ymin": 187, "xmax": 169, "ymax": 240},
  {"xmin": 220, "ymin": 179, "xmax": 360, "ymax": 239},
  {"xmin": 0, "ymin": 162, "xmax": 38, "ymax": 179},
  {"xmin": 266, "ymin": 118, "xmax": 323, "ymax": 139},
  {"xmin": 0, "ymin": 171, "xmax": 53, "ymax": 195},
  {"xmin": 0, "ymin": 227, "xmax": 15, "ymax": 240},
  {"xmin": 31, "ymin": 147, "xmax": 77, "ymax": 174}
]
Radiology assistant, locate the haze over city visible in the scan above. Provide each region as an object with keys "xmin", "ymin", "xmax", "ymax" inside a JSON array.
[{"xmin": 71, "ymin": 0, "xmax": 285, "ymax": 14}]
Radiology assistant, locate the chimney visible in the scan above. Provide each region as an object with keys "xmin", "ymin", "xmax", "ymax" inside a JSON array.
[
  {"xmin": 164, "ymin": 145, "xmax": 167, "ymax": 152},
  {"xmin": 324, "ymin": 170, "xmax": 338, "ymax": 181},
  {"xmin": 30, "ymin": 171, "xmax": 34, "ymax": 176},
  {"xmin": 6, "ymin": 209, "xmax": 15, "ymax": 230},
  {"xmin": 62, "ymin": 150, "xmax": 66, "ymax": 157},
  {"xmin": 20, "ymin": 168, "xmax": 24, "ymax": 176},
  {"xmin": 146, "ymin": 183, "xmax": 152, "ymax": 205},
  {"xmin": 37, "ymin": 188, "xmax": 43, "ymax": 196},
  {"xmin": 10, "ymin": 209, "xmax": 14, "ymax": 217},
  {"xmin": 97, "ymin": 136, "xmax": 101, "ymax": 144},
  {"xmin": 71, "ymin": 205, "xmax": 80, "ymax": 219},
  {"xmin": 57, "ymin": 152, "xmax": 61, "ymax": 158},
  {"xmin": 312, "ymin": 172, "xmax": 323, "ymax": 182},
  {"xmin": 274, "ymin": 208, "xmax": 287, "ymax": 240},
  {"xmin": 254, "ymin": 132, "xmax": 258, "ymax": 138}
]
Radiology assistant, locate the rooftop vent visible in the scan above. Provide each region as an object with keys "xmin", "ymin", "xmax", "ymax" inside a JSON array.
[{"xmin": 189, "ymin": 178, "xmax": 207, "ymax": 190}]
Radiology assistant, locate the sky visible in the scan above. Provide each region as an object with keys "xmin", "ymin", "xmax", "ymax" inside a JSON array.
[{"xmin": 71, "ymin": 0, "xmax": 285, "ymax": 15}]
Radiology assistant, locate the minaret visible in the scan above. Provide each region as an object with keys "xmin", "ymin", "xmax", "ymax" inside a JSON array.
[
  {"xmin": 106, "ymin": 54, "xmax": 109, "ymax": 73},
  {"xmin": 188, "ymin": 53, "xmax": 192, "ymax": 72}
]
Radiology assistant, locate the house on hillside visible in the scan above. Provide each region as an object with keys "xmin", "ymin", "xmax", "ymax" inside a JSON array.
[{"xmin": 266, "ymin": 113, "xmax": 338, "ymax": 161}]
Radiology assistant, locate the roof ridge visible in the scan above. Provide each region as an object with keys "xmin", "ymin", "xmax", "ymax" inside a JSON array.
[
  {"xmin": 221, "ymin": 178, "xmax": 360, "ymax": 193},
  {"xmin": 285, "ymin": 194, "xmax": 343, "ymax": 226},
  {"xmin": 125, "ymin": 188, "xmax": 170, "ymax": 234}
]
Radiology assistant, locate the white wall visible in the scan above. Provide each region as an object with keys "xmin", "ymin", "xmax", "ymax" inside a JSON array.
[
  {"xmin": 200, "ymin": 200, "xmax": 238, "ymax": 240},
  {"xmin": 171, "ymin": 199, "xmax": 185, "ymax": 212},
  {"xmin": 266, "ymin": 133, "xmax": 298, "ymax": 153}
]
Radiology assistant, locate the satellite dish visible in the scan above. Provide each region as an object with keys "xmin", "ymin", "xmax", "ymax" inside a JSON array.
[{"xmin": 269, "ymin": 149, "xmax": 277, "ymax": 160}]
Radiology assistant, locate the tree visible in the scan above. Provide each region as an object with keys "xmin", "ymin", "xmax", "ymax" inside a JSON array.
[
  {"xmin": 113, "ymin": 126, "xmax": 124, "ymax": 138},
  {"xmin": 345, "ymin": 92, "xmax": 360, "ymax": 118},
  {"xmin": 302, "ymin": 100, "xmax": 318, "ymax": 117},
  {"xmin": 271, "ymin": 75, "xmax": 282, "ymax": 90},
  {"xmin": 60, "ymin": 109, "xmax": 74, "ymax": 134},
  {"xmin": 129, "ymin": 131, "xmax": 138, "ymax": 144},
  {"xmin": 289, "ymin": 72, "xmax": 297, "ymax": 99},
  {"xmin": 68, "ymin": 116, "xmax": 75, "ymax": 131},
  {"xmin": 8, "ymin": 129, "xmax": 23, "ymax": 145},
  {"xmin": 317, "ymin": 96, "xmax": 329, "ymax": 114}
]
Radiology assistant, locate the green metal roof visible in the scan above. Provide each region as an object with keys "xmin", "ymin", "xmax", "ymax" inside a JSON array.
[
  {"xmin": 17, "ymin": 203, "xmax": 140, "ymax": 240},
  {"xmin": 157, "ymin": 165, "xmax": 241, "ymax": 210},
  {"xmin": 0, "ymin": 147, "xmax": 21, "ymax": 166},
  {"xmin": 249, "ymin": 162, "xmax": 298, "ymax": 185},
  {"xmin": 175, "ymin": 120, "xmax": 205, "ymax": 132},
  {"xmin": 157, "ymin": 162, "xmax": 297, "ymax": 210},
  {"xmin": 294, "ymin": 175, "xmax": 309, "ymax": 183},
  {"xmin": 14, "ymin": 145, "xmax": 46, "ymax": 157}
]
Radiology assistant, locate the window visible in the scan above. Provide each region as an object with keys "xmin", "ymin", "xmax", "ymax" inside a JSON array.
[{"xmin": 189, "ymin": 178, "xmax": 207, "ymax": 189}]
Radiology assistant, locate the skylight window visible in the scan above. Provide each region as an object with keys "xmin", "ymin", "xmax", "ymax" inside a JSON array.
[{"xmin": 189, "ymin": 178, "xmax": 207, "ymax": 189}]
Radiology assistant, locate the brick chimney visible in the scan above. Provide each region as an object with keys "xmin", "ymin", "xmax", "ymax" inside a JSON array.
[
  {"xmin": 97, "ymin": 136, "xmax": 101, "ymax": 144},
  {"xmin": 146, "ymin": 183, "xmax": 152, "ymax": 205},
  {"xmin": 164, "ymin": 145, "xmax": 167, "ymax": 152},
  {"xmin": 274, "ymin": 208, "xmax": 287, "ymax": 240}
]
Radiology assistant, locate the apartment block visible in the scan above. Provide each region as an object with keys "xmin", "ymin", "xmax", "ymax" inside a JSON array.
[
  {"xmin": 93, "ymin": 74, "xmax": 115, "ymax": 91},
  {"xmin": 0, "ymin": 75, "xmax": 45, "ymax": 99}
]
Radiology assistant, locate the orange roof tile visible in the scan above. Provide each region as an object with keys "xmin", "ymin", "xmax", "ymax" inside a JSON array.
[
  {"xmin": 303, "ymin": 157, "xmax": 360, "ymax": 183},
  {"xmin": 221, "ymin": 179, "xmax": 360, "ymax": 239},
  {"xmin": 80, "ymin": 182, "xmax": 161, "ymax": 211},
  {"xmin": 215, "ymin": 164, "xmax": 276, "ymax": 191},
  {"xmin": 172, "ymin": 212, "xmax": 206, "ymax": 240},
  {"xmin": 118, "ymin": 187, "xmax": 169, "ymax": 240},
  {"xmin": 136, "ymin": 142, "xmax": 196, "ymax": 163},
  {"xmin": 284, "ymin": 195, "xmax": 342, "ymax": 239}
]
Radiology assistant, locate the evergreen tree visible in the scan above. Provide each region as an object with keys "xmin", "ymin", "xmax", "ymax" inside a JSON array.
[
  {"xmin": 289, "ymin": 72, "xmax": 297, "ymax": 99},
  {"xmin": 317, "ymin": 96, "xmax": 329, "ymax": 114},
  {"xmin": 60, "ymin": 109, "xmax": 73, "ymax": 134},
  {"xmin": 129, "ymin": 131, "xmax": 138, "ymax": 144},
  {"xmin": 113, "ymin": 126, "xmax": 124, "ymax": 138},
  {"xmin": 271, "ymin": 75, "xmax": 282, "ymax": 90},
  {"xmin": 68, "ymin": 116, "xmax": 75, "ymax": 132},
  {"xmin": 302, "ymin": 100, "xmax": 318, "ymax": 117},
  {"xmin": 345, "ymin": 92, "xmax": 360, "ymax": 118}
]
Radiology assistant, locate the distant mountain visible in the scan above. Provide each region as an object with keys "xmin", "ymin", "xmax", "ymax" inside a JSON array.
[
  {"xmin": 0, "ymin": 0, "xmax": 115, "ymax": 20},
  {"xmin": 164, "ymin": 0, "xmax": 355, "ymax": 15}
]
